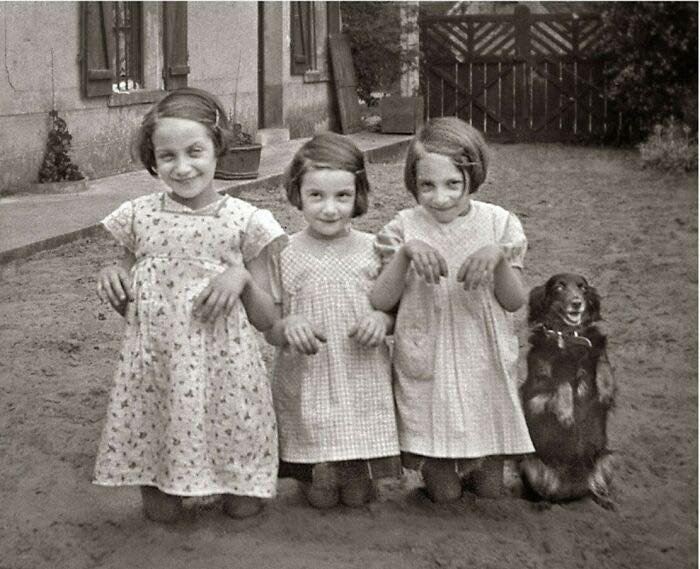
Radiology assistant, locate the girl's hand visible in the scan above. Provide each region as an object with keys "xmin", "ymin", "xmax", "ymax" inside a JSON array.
[
  {"xmin": 456, "ymin": 244, "xmax": 503, "ymax": 290},
  {"xmin": 348, "ymin": 310, "xmax": 389, "ymax": 347},
  {"xmin": 284, "ymin": 315, "xmax": 327, "ymax": 355},
  {"xmin": 404, "ymin": 240, "xmax": 448, "ymax": 284},
  {"xmin": 97, "ymin": 265, "xmax": 133, "ymax": 317},
  {"xmin": 194, "ymin": 266, "xmax": 251, "ymax": 322}
]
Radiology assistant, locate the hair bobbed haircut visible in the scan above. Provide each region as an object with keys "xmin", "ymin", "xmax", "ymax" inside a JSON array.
[
  {"xmin": 135, "ymin": 87, "xmax": 234, "ymax": 176},
  {"xmin": 404, "ymin": 117, "xmax": 489, "ymax": 199},
  {"xmin": 283, "ymin": 132, "xmax": 370, "ymax": 217}
]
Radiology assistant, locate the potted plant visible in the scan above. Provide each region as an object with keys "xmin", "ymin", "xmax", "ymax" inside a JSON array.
[
  {"xmin": 214, "ymin": 54, "xmax": 263, "ymax": 181},
  {"xmin": 214, "ymin": 121, "xmax": 262, "ymax": 180},
  {"xmin": 32, "ymin": 109, "xmax": 87, "ymax": 194}
]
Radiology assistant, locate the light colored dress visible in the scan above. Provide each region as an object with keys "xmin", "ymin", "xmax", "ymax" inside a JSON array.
[
  {"xmin": 271, "ymin": 229, "xmax": 400, "ymax": 467},
  {"xmin": 375, "ymin": 200, "xmax": 534, "ymax": 460},
  {"xmin": 93, "ymin": 192, "xmax": 285, "ymax": 498}
]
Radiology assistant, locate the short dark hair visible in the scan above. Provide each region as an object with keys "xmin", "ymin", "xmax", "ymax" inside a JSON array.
[
  {"xmin": 283, "ymin": 132, "xmax": 370, "ymax": 217},
  {"xmin": 134, "ymin": 87, "xmax": 232, "ymax": 176},
  {"xmin": 404, "ymin": 117, "xmax": 489, "ymax": 199}
]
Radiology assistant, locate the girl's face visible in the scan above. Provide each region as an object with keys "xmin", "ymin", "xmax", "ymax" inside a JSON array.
[
  {"xmin": 415, "ymin": 152, "xmax": 471, "ymax": 224},
  {"xmin": 299, "ymin": 168, "xmax": 356, "ymax": 240},
  {"xmin": 153, "ymin": 117, "xmax": 219, "ymax": 209}
]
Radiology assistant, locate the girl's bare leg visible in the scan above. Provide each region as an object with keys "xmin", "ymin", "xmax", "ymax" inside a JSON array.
[
  {"xmin": 339, "ymin": 462, "xmax": 374, "ymax": 507},
  {"xmin": 222, "ymin": 494, "xmax": 263, "ymax": 519},
  {"xmin": 422, "ymin": 458, "xmax": 462, "ymax": 503},
  {"xmin": 140, "ymin": 486, "xmax": 183, "ymax": 523},
  {"xmin": 300, "ymin": 463, "xmax": 339, "ymax": 509},
  {"xmin": 469, "ymin": 457, "xmax": 505, "ymax": 498}
]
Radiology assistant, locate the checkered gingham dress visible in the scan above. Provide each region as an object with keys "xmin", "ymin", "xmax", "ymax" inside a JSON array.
[
  {"xmin": 375, "ymin": 201, "xmax": 534, "ymax": 460},
  {"xmin": 271, "ymin": 229, "xmax": 400, "ymax": 464}
]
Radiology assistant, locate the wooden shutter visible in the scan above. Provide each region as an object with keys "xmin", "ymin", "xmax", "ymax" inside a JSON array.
[
  {"xmin": 163, "ymin": 2, "xmax": 189, "ymax": 90},
  {"xmin": 328, "ymin": 34, "xmax": 363, "ymax": 133},
  {"xmin": 290, "ymin": 2, "xmax": 311, "ymax": 75},
  {"xmin": 80, "ymin": 2, "xmax": 116, "ymax": 98}
]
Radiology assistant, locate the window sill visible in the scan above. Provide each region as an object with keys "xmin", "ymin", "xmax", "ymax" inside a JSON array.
[
  {"xmin": 303, "ymin": 70, "xmax": 330, "ymax": 84},
  {"xmin": 107, "ymin": 90, "xmax": 167, "ymax": 107}
]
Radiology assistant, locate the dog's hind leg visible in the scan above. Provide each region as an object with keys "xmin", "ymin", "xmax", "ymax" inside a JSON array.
[
  {"xmin": 588, "ymin": 452, "xmax": 616, "ymax": 510},
  {"xmin": 519, "ymin": 457, "xmax": 562, "ymax": 501}
]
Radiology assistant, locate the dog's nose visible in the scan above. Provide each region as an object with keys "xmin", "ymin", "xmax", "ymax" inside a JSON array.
[{"xmin": 571, "ymin": 300, "xmax": 582, "ymax": 309}]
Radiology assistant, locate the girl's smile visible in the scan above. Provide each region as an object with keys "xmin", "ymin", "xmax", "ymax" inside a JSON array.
[
  {"xmin": 416, "ymin": 152, "xmax": 471, "ymax": 224},
  {"xmin": 153, "ymin": 117, "xmax": 219, "ymax": 210},
  {"xmin": 299, "ymin": 168, "xmax": 357, "ymax": 240}
]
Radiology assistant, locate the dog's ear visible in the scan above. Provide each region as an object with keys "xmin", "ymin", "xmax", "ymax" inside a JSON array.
[
  {"xmin": 528, "ymin": 284, "xmax": 547, "ymax": 324},
  {"xmin": 586, "ymin": 285, "xmax": 602, "ymax": 322}
]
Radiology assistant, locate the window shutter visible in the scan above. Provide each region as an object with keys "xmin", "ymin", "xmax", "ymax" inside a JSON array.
[
  {"xmin": 163, "ymin": 2, "xmax": 189, "ymax": 90},
  {"xmin": 290, "ymin": 2, "xmax": 311, "ymax": 75},
  {"xmin": 80, "ymin": 2, "xmax": 116, "ymax": 97}
]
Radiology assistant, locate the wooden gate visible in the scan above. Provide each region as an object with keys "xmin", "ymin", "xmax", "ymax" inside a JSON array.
[{"xmin": 420, "ymin": 5, "xmax": 619, "ymax": 142}]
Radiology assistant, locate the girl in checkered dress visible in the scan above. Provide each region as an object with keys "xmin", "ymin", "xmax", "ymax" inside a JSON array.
[
  {"xmin": 370, "ymin": 118, "xmax": 534, "ymax": 503},
  {"xmin": 265, "ymin": 133, "xmax": 401, "ymax": 508}
]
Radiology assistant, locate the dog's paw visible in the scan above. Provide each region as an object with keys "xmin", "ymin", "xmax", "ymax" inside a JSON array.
[
  {"xmin": 554, "ymin": 383, "xmax": 575, "ymax": 427},
  {"xmin": 596, "ymin": 351, "xmax": 617, "ymax": 405},
  {"xmin": 528, "ymin": 394, "xmax": 551, "ymax": 415}
]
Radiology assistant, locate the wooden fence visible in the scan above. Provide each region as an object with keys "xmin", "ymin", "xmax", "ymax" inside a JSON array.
[{"xmin": 420, "ymin": 5, "xmax": 620, "ymax": 142}]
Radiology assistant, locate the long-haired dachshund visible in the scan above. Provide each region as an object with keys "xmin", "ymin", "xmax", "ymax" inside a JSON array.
[{"xmin": 519, "ymin": 273, "xmax": 616, "ymax": 508}]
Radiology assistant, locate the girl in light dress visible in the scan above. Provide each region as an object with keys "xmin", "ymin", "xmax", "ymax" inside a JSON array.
[
  {"xmin": 95, "ymin": 88, "xmax": 286, "ymax": 522},
  {"xmin": 370, "ymin": 117, "xmax": 534, "ymax": 503},
  {"xmin": 265, "ymin": 133, "xmax": 401, "ymax": 508}
]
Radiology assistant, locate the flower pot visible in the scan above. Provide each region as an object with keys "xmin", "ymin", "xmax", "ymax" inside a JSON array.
[
  {"xmin": 380, "ymin": 96, "xmax": 424, "ymax": 134},
  {"xmin": 215, "ymin": 144, "xmax": 263, "ymax": 180}
]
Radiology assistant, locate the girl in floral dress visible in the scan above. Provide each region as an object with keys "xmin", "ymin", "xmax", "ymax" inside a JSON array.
[
  {"xmin": 370, "ymin": 117, "xmax": 534, "ymax": 503},
  {"xmin": 94, "ymin": 88, "xmax": 286, "ymax": 522},
  {"xmin": 265, "ymin": 133, "xmax": 400, "ymax": 508}
]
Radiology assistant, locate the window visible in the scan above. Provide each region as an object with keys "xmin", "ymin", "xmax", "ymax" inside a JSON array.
[
  {"xmin": 113, "ymin": 2, "xmax": 142, "ymax": 91},
  {"xmin": 80, "ymin": 1, "xmax": 189, "ymax": 98},
  {"xmin": 290, "ymin": 1, "xmax": 316, "ymax": 75}
]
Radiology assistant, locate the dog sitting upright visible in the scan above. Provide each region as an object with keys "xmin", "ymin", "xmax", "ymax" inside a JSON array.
[{"xmin": 519, "ymin": 273, "xmax": 616, "ymax": 507}]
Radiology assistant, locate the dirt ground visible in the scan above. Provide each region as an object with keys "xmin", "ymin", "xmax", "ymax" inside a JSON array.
[{"xmin": 0, "ymin": 143, "xmax": 696, "ymax": 569}]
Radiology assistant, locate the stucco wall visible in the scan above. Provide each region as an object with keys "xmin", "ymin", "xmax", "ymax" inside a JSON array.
[{"xmin": 0, "ymin": 1, "xmax": 337, "ymax": 193}]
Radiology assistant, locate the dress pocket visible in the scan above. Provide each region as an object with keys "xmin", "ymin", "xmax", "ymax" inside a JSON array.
[{"xmin": 393, "ymin": 292, "xmax": 439, "ymax": 381}]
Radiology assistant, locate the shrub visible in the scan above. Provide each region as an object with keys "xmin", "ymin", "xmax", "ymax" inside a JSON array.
[
  {"xmin": 341, "ymin": 2, "xmax": 419, "ymax": 105},
  {"xmin": 597, "ymin": 2, "xmax": 698, "ymax": 143},
  {"xmin": 38, "ymin": 110, "xmax": 84, "ymax": 183},
  {"xmin": 638, "ymin": 119, "xmax": 698, "ymax": 172}
]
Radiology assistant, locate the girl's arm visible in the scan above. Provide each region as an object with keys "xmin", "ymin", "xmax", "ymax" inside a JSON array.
[
  {"xmin": 348, "ymin": 309, "xmax": 395, "ymax": 347},
  {"xmin": 194, "ymin": 251, "xmax": 277, "ymax": 332},
  {"xmin": 457, "ymin": 244, "xmax": 527, "ymax": 312},
  {"xmin": 370, "ymin": 240, "xmax": 447, "ymax": 312},
  {"xmin": 493, "ymin": 260, "xmax": 527, "ymax": 312},
  {"xmin": 265, "ymin": 313, "xmax": 327, "ymax": 355},
  {"xmin": 97, "ymin": 248, "xmax": 136, "ymax": 317}
]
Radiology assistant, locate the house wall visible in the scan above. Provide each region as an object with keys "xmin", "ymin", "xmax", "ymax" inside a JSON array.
[{"xmin": 0, "ymin": 1, "xmax": 338, "ymax": 193}]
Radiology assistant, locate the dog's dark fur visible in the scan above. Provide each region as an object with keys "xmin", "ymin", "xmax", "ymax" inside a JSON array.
[{"xmin": 519, "ymin": 273, "xmax": 616, "ymax": 507}]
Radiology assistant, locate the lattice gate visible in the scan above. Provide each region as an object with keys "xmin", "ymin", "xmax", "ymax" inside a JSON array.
[{"xmin": 420, "ymin": 5, "xmax": 620, "ymax": 142}]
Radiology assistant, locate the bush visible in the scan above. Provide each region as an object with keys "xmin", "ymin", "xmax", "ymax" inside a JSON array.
[
  {"xmin": 597, "ymin": 2, "xmax": 698, "ymax": 143},
  {"xmin": 38, "ymin": 110, "xmax": 84, "ymax": 183},
  {"xmin": 340, "ymin": 2, "xmax": 403, "ymax": 105},
  {"xmin": 638, "ymin": 119, "xmax": 698, "ymax": 172}
]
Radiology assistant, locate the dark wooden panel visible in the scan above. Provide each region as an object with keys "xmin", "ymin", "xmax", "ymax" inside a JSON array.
[{"xmin": 328, "ymin": 34, "xmax": 363, "ymax": 134}]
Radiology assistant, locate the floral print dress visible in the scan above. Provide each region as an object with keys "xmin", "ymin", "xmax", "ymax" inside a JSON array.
[
  {"xmin": 375, "ymin": 200, "xmax": 534, "ymax": 461},
  {"xmin": 93, "ymin": 192, "xmax": 285, "ymax": 498}
]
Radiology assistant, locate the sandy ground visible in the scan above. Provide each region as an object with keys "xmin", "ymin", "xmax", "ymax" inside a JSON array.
[{"xmin": 0, "ymin": 143, "xmax": 696, "ymax": 569}]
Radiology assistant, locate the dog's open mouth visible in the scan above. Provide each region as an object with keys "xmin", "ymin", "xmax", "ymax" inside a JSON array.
[{"xmin": 561, "ymin": 309, "xmax": 584, "ymax": 326}]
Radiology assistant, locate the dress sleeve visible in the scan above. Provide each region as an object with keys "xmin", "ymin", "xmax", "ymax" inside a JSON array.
[
  {"xmin": 267, "ymin": 237, "xmax": 287, "ymax": 305},
  {"xmin": 498, "ymin": 211, "xmax": 527, "ymax": 269},
  {"xmin": 374, "ymin": 215, "xmax": 405, "ymax": 268},
  {"xmin": 241, "ymin": 208, "xmax": 288, "ymax": 264},
  {"xmin": 101, "ymin": 200, "xmax": 136, "ymax": 252}
]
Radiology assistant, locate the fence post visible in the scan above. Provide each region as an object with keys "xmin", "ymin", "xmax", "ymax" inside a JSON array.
[{"xmin": 514, "ymin": 5, "xmax": 530, "ymax": 136}]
